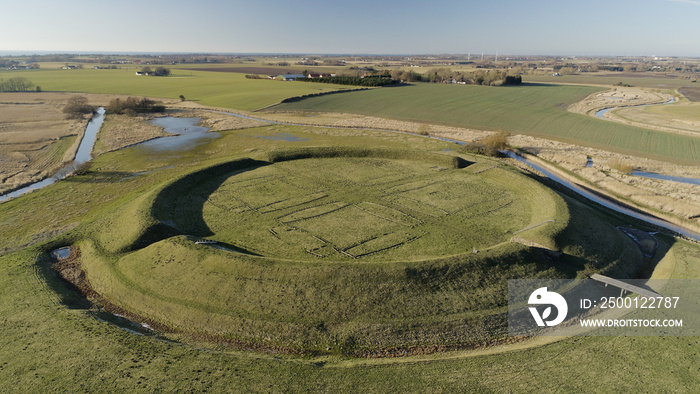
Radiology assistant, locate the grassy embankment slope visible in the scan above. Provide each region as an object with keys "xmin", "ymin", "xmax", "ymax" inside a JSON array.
[
  {"xmin": 0, "ymin": 67, "xmax": 349, "ymax": 111},
  {"xmin": 272, "ymin": 83, "xmax": 700, "ymax": 164},
  {"xmin": 0, "ymin": 123, "xmax": 697, "ymax": 390}
]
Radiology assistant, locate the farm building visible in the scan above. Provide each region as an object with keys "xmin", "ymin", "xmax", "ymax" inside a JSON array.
[{"xmin": 276, "ymin": 74, "xmax": 306, "ymax": 81}]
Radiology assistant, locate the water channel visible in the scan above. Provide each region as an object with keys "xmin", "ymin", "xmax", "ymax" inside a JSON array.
[
  {"xmin": 0, "ymin": 107, "xmax": 106, "ymax": 202},
  {"xmin": 631, "ymin": 171, "xmax": 700, "ymax": 186},
  {"xmin": 595, "ymin": 96, "xmax": 676, "ymax": 119},
  {"xmin": 501, "ymin": 150, "xmax": 700, "ymax": 242}
]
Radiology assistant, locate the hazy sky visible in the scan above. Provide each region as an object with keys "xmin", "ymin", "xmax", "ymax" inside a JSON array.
[{"xmin": 2, "ymin": 0, "xmax": 700, "ymax": 56}]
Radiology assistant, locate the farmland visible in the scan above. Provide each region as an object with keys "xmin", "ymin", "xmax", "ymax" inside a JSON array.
[
  {"xmin": 525, "ymin": 72, "xmax": 694, "ymax": 90},
  {"xmin": 0, "ymin": 67, "xmax": 348, "ymax": 111},
  {"xmin": 271, "ymin": 83, "xmax": 700, "ymax": 164},
  {"xmin": 679, "ymin": 86, "xmax": 700, "ymax": 102}
]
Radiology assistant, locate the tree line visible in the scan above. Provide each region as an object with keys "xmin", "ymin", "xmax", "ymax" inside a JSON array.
[
  {"xmin": 390, "ymin": 68, "xmax": 522, "ymax": 86},
  {"xmin": 297, "ymin": 75, "xmax": 400, "ymax": 87}
]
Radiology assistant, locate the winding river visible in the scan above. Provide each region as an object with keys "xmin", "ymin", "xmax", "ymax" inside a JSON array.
[{"xmin": 595, "ymin": 96, "xmax": 677, "ymax": 119}]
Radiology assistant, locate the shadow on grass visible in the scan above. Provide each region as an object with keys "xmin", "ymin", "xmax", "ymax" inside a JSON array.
[
  {"xmin": 513, "ymin": 169, "xmax": 676, "ymax": 279},
  {"xmin": 34, "ymin": 253, "xmax": 92, "ymax": 310},
  {"xmin": 151, "ymin": 158, "xmax": 270, "ymax": 239}
]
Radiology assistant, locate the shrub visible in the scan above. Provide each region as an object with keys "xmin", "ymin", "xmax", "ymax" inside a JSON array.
[
  {"xmin": 608, "ymin": 159, "xmax": 634, "ymax": 174},
  {"xmin": 417, "ymin": 124, "xmax": 431, "ymax": 136},
  {"xmin": 63, "ymin": 96, "xmax": 96, "ymax": 119},
  {"xmin": 106, "ymin": 97, "xmax": 166, "ymax": 115},
  {"xmin": 481, "ymin": 131, "xmax": 509, "ymax": 156},
  {"xmin": 460, "ymin": 131, "xmax": 509, "ymax": 157}
]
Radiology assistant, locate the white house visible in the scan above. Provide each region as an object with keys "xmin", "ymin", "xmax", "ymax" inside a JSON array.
[{"xmin": 276, "ymin": 74, "xmax": 306, "ymax": 81}]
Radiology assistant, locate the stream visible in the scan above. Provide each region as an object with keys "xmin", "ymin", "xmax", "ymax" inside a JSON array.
[
  {"xmin": 595, "ymin": 96, "xmax": 676, "ymax": 119},
  {"xmin": 592, "ymin": 97, "xmax": 700, "ymax": 186},
  {"xmin": 631, "ymin": 170, "xmax": 700, "ymax": 186},
  {"xmin": 502, "ymin": 151, "xmax": 700, "ymax": 242},
  {"xmin": 1, "ymin": 108, "xmax": 106, "ymax": 202}
]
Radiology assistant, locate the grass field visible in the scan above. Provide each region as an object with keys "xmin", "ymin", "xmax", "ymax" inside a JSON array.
[
  {"xmin": 606, "ymin": 95, "xmax": 700, "ymax": 137},
  {"xmin": 0, "ymin": 68, "xmax": 348, "ymax": 111},
  {"xmin": 156, "ymin": 152, "xmax": 551, "ymax": 261},
  {"xmin": 645, "ymin": 101, "xmax": 700, "ymax": 123},
  {"xmin": 0, "ymin": 120, "xmax": 696, "ymax": 390},
  {"xmin": 272, "ymin": 83, "xmax": 700, "ymax": 164}
]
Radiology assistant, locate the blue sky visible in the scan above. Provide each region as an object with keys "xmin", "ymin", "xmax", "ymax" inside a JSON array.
[{"xmin": 3, "ymin": 0, "xmax": 700, "ymax": 56}]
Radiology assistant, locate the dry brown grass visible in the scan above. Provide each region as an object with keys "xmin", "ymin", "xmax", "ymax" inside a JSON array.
[
  {"xmin": 0, "ymin": 93, "xmax": 93, "ymax": 194},
  {"xmin": 92, "ymin": 114, "xmax": 168, "ymax": 155},
  {"xmin": 507, "ymin": 133, "xmax": 700, "ymax": 222},
  {"xmin": 567, "ymin": 87, "xmax": 672, "ymax": 116},
  {"xmin": 193, "ymin": 110, "xmax": 268, "ymax": 131}
]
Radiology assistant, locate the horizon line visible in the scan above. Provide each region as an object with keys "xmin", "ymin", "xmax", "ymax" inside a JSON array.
[{"xmin": 2, "ymin": 50, "xmax": 699, "ymax": 59}]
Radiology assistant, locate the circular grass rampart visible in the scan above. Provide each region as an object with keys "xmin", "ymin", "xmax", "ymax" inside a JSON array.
[{"xmin": 80, "ymin": 147, "xmax": 603, "ymax": 354}]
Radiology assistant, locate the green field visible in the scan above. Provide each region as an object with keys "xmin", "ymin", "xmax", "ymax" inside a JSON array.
[
  {"xmin": 0, "ymin": 120, "xmax": 700, "ymax": 392},
  {"xmin": 0, "ymin": 68, "xmax": 348, "ymax": 110},
  {"xmin": 272, "ymin": 83, "xmax": 700, "ymax": 164},
  {"xmin": 156, "ymin": 151, "xmax": 551, "ymax": 261}
]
